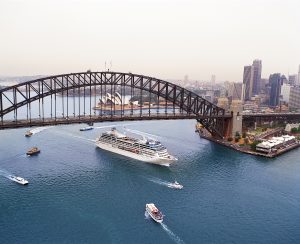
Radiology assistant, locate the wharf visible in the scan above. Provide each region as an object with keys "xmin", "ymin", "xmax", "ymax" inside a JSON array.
[{"xmin": 199, "ymin": 133, "xmax": 300, "ymax": 158}]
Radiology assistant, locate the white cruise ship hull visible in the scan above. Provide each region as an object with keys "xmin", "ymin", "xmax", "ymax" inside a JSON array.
[{"xmin": 96, "ymin": 141, "xmax": 175, "ymax": 166}]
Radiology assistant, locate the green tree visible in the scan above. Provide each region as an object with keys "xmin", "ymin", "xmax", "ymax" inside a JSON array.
[
  {"xmin": 250, "ymin": 141, "xmax": 260, "ymax": 151},
  {"xmin": 291, "ymin": 128, "xmax": 298, "ymax": 133}
]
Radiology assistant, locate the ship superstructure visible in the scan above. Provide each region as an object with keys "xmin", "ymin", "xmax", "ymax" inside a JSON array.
[{"xmin": 95, "ymin": 128, "xmax": 177, "ymax": 166}]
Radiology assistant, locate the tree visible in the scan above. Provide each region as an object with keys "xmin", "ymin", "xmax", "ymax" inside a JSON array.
[
  {"xmin": 242, "ymin": 132, "xmax": 246, "ymax": 138},
  {"xmin": 227, "ymin": 137, "xmax": 233, "ymax": 142},
  {"xmin": 250, "ymin": 141, "xmax": 260, "ymax": 151},
  {"xmin": 291, "ymin": 128, "xmax": 298, "ymax": 134},
  {"xmin": 235, "ymin": 131, "xmax": 240, "ymax": 137}
]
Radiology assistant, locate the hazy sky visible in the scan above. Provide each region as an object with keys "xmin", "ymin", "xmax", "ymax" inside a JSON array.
[{"xmin": 0, "ymin": 0, "xmax": 299, "ymax": 81}]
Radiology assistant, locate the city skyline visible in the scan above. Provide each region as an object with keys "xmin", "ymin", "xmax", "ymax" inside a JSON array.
[{"xmin": 0, "ymin": 0, "xmax": 299, "ymax": 81}]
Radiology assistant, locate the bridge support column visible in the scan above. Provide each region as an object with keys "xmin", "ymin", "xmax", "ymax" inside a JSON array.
[{"xmin": 230, "ymin": 100, "xmax": 243, "ymax": 138}]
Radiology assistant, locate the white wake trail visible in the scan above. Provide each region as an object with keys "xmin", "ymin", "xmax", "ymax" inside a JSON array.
[
  {"xmin": 147, "ymin": 177, "xmax": 172, "ymax": 187},
  {"xmin": 54, "ymin": 131, "xmax": 96, "ymax": 144},
  {"xmin": 160, "ymin": 223, "xmax": 185, "ymax": 244},
  {"xmin": 30, "ymin": 126, "xmax": 51, "ymax": 135}
]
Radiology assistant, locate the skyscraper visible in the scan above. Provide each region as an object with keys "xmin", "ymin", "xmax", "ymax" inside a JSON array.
[
  {"xmin": 269, "ymin": 73, "xmax": 282, "ymax": 107},
  {"xmin": 242, "ymin": 65, "xmax": 253, "ymax": 101},
  {"xmin": 242, "ymin": 59, "xmax": 262, "ymax": 101},
  {"xmin": 298, "ymin": 65, "xmax": 300, "ymax": 86},
  {"xmin": 252, "ymin": 59, "xmax": 262, "ymax": 95}
]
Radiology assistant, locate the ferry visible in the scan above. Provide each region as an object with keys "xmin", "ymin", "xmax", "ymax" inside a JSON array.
[
  {"xmin": 25, "ymin": 131, "xmax": 33, "ymax": 137},
  {"xmin": 95, "ymin": 128, "xmax": 177, "ymax": 166},
  {"xmin": 8, "ymin": 175, "xmax": 29, "ymax": 185},
  {"xmin": 27, "ymin": 147, "xmax": 40, "ymax": 156},
  {"xmin": 146, "ymin": 203, "xmax": 163, "ymax": 223},
  {"xmin": 80, "ymin": 127, "xmax": 94, "ymax": 131},
  {"xmin": 167, "ymin": 181, "xmax": 183, "ymax": 189}
]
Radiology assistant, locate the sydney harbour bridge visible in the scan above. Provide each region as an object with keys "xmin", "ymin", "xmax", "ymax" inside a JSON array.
[{"xmin": 0, "ymin": 71, "xmax": 299, "ymax": 138}]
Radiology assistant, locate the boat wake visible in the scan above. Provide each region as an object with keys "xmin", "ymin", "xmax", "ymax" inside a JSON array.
[
  {"xmin": 160, "ymin": 223, "xmax": 185, "ymax": 244},
  {"xmin": 30, "ymin": 126, "xmax": 51, "ymax": 135},
  {"xmin": 144, "ymin": 211, "xmax": 150, "ymax": 219},
  {"xmin": 54, "ymin": 131, "xmax": 96, "ymax": 144},
  {"xmin": 147, "ymin": 177, "xmax": 173, "ymax": 188}
]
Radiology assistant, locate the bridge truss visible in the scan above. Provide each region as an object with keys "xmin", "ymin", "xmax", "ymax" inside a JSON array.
[{"xmin": 0, "ymin": 71, "xmax": 230, "ymax": 138}]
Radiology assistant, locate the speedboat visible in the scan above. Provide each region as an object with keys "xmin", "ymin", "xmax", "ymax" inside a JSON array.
[
  {"xmin": 25, "ymin": 131, "xmax": 33, "ymax": 137},
  {"xmin": 8, "ymin": 175, "xmax": 29, "ymax": 185},
  {"xmin": 80, "ymin": 127, "xmax": 94, "ymax": 131},
  {"xmin": 145, "ymin": 203, "xmax": 163, "ymax": 223},
  {"xmin": 167, "ymin": 181, "xmax": 183, "ymax": 189},
  {"xmin": 27, "ymin": 147, "xmax": 40, "ymax": 156}
]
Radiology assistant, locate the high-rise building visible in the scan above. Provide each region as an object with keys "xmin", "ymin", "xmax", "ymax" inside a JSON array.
[
  {"xmin": 242, "ymin": 65, "xmax": 253, "ymax": 101},
  {"xmin": 289, "ymin": 86, "xmax": 300, "ymax": 110},
  {"xmin": 298, "ymin": 65, "xmax": 300, "ymax": 86},
  {"xmin": 252, "ymin": 59, "xmax": 262, "ymax": 95},
  {"xmin": 288, "ymin": 74, "xmax": 297, "ymax": 85},
  {"xmin": 269, "ymin": 73, "xmax": 282, "ymax": 107},
  {"xmin": 242, "ymin": 59, "xmax": 262, "ymax": 101},
  {"xmin": 281, "ymin": 83, "xmax": 291, "ymax": 103}
]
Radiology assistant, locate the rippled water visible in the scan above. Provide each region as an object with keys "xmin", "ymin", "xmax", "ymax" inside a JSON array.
[{"xmin": 1, "ymin": 120, "xmax": 300, "ymax": 243}]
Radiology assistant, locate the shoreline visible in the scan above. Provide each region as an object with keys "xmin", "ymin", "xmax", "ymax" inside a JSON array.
[{"xmin": 199, "ymin": 133, "xmax": 300, "ymax": 158}]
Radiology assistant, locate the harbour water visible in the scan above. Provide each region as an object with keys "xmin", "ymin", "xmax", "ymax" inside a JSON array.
[{"xmin": 1, "ymin": 119, "xmax": 300, "ymax": 243}]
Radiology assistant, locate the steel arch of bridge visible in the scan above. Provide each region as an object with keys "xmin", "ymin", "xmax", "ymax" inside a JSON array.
[{"xmin": 0, "ymin": 71, "xmax": 230, "ymax": 137}]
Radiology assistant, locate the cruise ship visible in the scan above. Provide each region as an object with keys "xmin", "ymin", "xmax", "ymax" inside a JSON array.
[{"xmin": 95, "ymin": 128, "xmax": 177, "ymax": 166}]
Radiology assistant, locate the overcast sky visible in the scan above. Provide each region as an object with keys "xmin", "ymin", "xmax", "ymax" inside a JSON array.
[{"xmin": 0, "ymin": 0, "xmax": 299, "ymax": 81}]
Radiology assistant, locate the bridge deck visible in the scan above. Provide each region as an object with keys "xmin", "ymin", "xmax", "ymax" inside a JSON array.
[{"xmin": 0, "ymin": 113, "xmax": 232, "ymax": 130}]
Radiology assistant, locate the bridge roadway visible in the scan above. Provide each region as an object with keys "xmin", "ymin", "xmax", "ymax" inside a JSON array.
[
  {"xmin": 243, "ymin": 112, "xmax": 300, "ymax": 119},
  {"xmin": 0, "ymin": 113, "xmax": 232, "ymax": 130}
]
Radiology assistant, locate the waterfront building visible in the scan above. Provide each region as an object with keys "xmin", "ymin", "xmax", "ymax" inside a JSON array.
[
  {"xmin": 289, "ymin": 86, "xmax": 300, "ymax": 110},
  {"xmin": 280, "ymin": 83, "xmax": 291, "ymax": 103},
  {"xmin": 269, "ymin": 73, "xmax": 282, "ymax": 107},
  {"xmin": 256, "ymin": 135, "xmax": 296, "ymax": 153}
]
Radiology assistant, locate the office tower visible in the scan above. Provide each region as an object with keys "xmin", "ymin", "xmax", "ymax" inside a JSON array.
[
  {"xmin": 289, "ymin": 86, "xmax": 300, "ymax": 110},
  {"xmin": 269, "ymin": 73, "xmax": 282, "ymax": 107},
  {"xmin": 280, "ymin": 83, "xmax": 291, "ymax": 103},
  {"xmin": 298, "ymin": 65, "xmax": 300, "ymax": 86},
  {"xmin": 243, "ymin": 65, "xmax": 253, "ymax": 101},
  {"xmin": 288, "ymin": 74, "xmax": 297, "ymax": 85},
  {"xmin": 252, "ymin": 59, "xmax": 262, "ymax": 95},
  {"xmin": 242, "ymin": 59, "xmax": 262, "ymax": 101}
]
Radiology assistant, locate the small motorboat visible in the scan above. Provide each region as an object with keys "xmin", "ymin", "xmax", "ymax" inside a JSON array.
[
  {"xmin": 167, "ymin": 181, "xmax": 183, "ymax": 189},
  {"xmin": 25, "ymin": 131, "xmax": 33, "ymax": 137},
  {"xmin": 27, "ymin": 147, "xmax": 40, "ymax": 156},
  {"xmin": 145, "ymin": 203, "xmax": 163, "ymax": 223},
  {"xmin": 79, "ymin": 127, "xmax": 94, "ymax": 131},
  {"xmin": 8, "ymin": 175, "xmax": 29, "ymax": 185}
]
